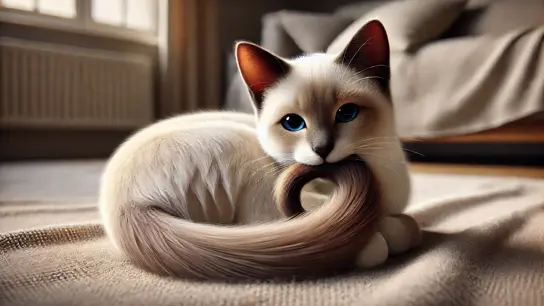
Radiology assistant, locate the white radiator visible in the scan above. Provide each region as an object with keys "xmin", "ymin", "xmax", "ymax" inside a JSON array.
[{"xmin": 0, "ymin": 38, "xmax": 154, "ymax": 129}]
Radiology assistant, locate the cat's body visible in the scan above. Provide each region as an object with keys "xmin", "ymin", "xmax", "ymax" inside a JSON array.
[
  {"xmin": 99, "ymin": 20, "xmax": 421, "ymax": 281},
  {"xmin": 100, "ymin": 111, "xmax": 280, "ymax": 229}
]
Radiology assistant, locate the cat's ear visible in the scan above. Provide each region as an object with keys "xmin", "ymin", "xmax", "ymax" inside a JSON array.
[
  {"xmin": 235, "ymin": 41, "xmax": 291, "ymax": 111},
  {"xmin": 336, "ymin": 20, "xmax": 390, "ymax": 94}
]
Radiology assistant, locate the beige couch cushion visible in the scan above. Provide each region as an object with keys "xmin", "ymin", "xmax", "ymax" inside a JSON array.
[
  {"xmin": 328, "ymin": 0, "xmax": 468, "ymax": 53},
  {"xmin": 465, "ymin": 0, "xmax": 544, "ymax": 35},
  {"xmin": 334, "ymin": 1, "xmax": 386, "ymax": 20},
  {"xmin": 279, "ymin": 11, "xmax": 353, "ymax": 53},
  {"xmin": 390, "ymin": 26, "xmax": 544, "ymax": 138},
  {"xmin": 465, "ymin": 0, "xmax": 502, "ymax": 8}
]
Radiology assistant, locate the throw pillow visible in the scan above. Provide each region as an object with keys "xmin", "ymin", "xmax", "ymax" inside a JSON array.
[
  {"xmin": 334, "ymin": 1, "xmax": 386, "ymax": 20},
  {"xmin": 327, "ymin": 0, "xmax": 469, "ymax": 53},
  {"xmin": 467, "ymin": 0, "xmax": 544, "ymax": 35},
  {"xmin": 278, "ymin": 11, "xmax": 353, "ymax": 53}
]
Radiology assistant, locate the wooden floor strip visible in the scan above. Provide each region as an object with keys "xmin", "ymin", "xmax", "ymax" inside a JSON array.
[{"xmin": 409, "ymin": 163, "xmax": 544, "ymax": 179}]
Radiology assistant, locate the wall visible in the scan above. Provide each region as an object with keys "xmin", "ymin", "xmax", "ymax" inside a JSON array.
[{"xmin": 218, "ymin": 0, "xmax": 287, "ymax": 55}]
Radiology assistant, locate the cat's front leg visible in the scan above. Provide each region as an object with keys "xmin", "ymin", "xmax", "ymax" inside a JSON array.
[
  {"xmin": 378, "ymin": 214, "xmax": 422, "ymax": 255},
  {"xmin": 354, "ymin": 214, "xmax": 421, "ymax": 269},
  {"xmin": 355, "ymin": 231, "xmax": 389, "ymax": 268}
]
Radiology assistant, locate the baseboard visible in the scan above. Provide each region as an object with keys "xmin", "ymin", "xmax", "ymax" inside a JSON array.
[
  {"xmin": 0, "ymin": 129, "xmax": 132, "ymax": 161},
  {"xmin": 409, "ymin": 163, "xmax": 544, "ymax": 179},
  {"xmin": 403, "ymin": 142, "xmax": 544, "ymax": 167}
]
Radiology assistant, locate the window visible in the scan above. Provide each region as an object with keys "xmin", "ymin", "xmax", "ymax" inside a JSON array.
[
  {"xmin": 1, "ymin": 0, "xmax": 76, "ymax": 18},
  {"xmin": 92, "ymin": 0, "xmax": 155, "ymax": 31},
  {"xmin": 1, "ymin": 0, "xmax": 158, "ymax": 38},
  {"xmin": 2, "ymin": 0, "xmax": 35, "ymax": 11}
]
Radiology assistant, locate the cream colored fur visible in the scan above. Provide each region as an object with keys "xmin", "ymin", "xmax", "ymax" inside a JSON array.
[{"xmin": 99, "ymin": 20, "xmax": 421, "ymax": 279}]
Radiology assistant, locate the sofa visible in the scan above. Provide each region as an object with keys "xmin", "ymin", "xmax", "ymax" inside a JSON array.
[{"xmin": 224, "ymin": 0, "xmax": 544, "ymax": 140}]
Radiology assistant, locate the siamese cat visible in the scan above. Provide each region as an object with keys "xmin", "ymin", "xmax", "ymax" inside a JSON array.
[{"xmin": 99, "ymin": 20, "xmax": 421, "ymax": 281}]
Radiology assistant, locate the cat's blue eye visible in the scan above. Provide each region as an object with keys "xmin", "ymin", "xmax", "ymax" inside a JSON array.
[
  {"xmin": 280, "ymin": 114, "xmax": 306, "ymax": 132},
  {"xmin": 335, "ymin": 103, "xmax": 359, "ymax": 123}
]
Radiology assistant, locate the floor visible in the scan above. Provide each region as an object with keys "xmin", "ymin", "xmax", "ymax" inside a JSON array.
[
  {"xmin": 1, "ymin": 160, "xmax": 543, "ymax": 205},
  {"xmin": 409, "ymin": 163, "xmax": 544, "ymax": 179},
  {"xmin": 0, "ymin": 160, "xmax": 105, "ymax": 204},
  {"xmin": 1, "ymin": 160, "xmax": 544, "ymax": 233}
]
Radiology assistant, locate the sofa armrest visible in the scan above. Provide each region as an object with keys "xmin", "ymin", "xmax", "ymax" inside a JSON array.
[{"xmin": 223, "ymin": 52, "xmax": 253, "ymax": 113}]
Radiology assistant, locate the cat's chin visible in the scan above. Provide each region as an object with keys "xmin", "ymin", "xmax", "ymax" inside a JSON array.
[
  {"xmin": 274, "ymin": 153, "xmax": 361, "ymax": 167},
  {"xmin": 297, "ymin": 154, "xmax": 361, "ymax": 168},
  {"xmin": 295, "ymin": 160, "xmax": 324, "ymax": 166}
]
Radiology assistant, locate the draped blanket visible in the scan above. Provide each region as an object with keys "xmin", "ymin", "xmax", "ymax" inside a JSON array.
[{"xmin": 391, "ymin": 26, "xmax": 544, "ymax": 138}]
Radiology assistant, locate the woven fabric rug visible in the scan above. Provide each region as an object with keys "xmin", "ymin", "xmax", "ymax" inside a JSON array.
[{"xmin": 1, "ymin": 161, "xmax": 544, "ymax": 306}]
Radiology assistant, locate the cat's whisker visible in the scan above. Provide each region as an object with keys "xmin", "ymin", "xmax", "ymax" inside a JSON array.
[
  {"xmin": 357, "ymin": 150, "xmax": 394, "ymax": 158},
  {"xmin": 252, "ymin": 159, "xmax": 278, "ymax": 168},
  {"xmin": 358, "ymin": 154, "xmax": 408, "ymax": 167},
  {"xmin": 400, "ymin": 137, "xmax": 424, "ymax": 142},
  {"xmin": 259, "ymin": 160, "xmax": 288, "ymax": 174},
  {"xmin": 345, "ymin": 65, "xmax": 390, "ymax": 86},
  {"xmin": 355, "ymin": 155, "xmax": 403, "ymax": 177},
  {"xmin": 253, "ymin": 164, "xmax": 285, "ymax": 187},
  {"xmin": 252, "ymin": 163, "xmax": 280, "ymax": 177},
  {"xmin": 345, "ymin": 37, "xmax": 372, "ymax": 68},
  {"xmin": 354, "ymin": 141, "xmax": 399, "ymax": 148},
  {"xmin": 247, "ymin": 156, "xmax": 276, "ymax": 165},
  {"xmin": 352, "ymin": 138, "xmax": 405, "ymax": 147},
  {"xmin": 403, "ymin": 148, "xmax": 425, "ymax": 157},
  {"xmin": 248, "ymin": 161, "xmax": 283, "ymax": 182},
  {"xmin": 357, "ymin": 135, "xmax": 399, "ymax": 141},
  {"xmin": 348, "ymin": 139, "xmax": 400, "ymax": 150},
  {"xmin": 348, "ymin": 76, "xmax": 385, "ymax": 86},
  {"xmin": 352, "ymin": 146, "xmax": 398, "ymax": 154},
  {"xmin": 353, "ymin": 139, "xmax": 396, "ymax": 145},
  {"xmin": 351, "ymin": 143, "xmax": 400, "ymax": 152},
  {"xmin": 263, "ymin": 166, "xmax": 287, "ymax": 180},
  {"xmin": 246, "ymin": 153, "xmax": 291, "ymax": 166},
  {"xmin": 351, "ymin": 136, "xmax": 401, "ymax": 145},
  {"xmin": 347, "ymin": 154, "xmax": 402, "ymax": 169},
  {"xmin": 360, "ymin": 64, "xmax": 389, "ymax": 73},
  {"xmin": 247, "ymin": 156, "xmax": 274, "ymax": 165},
  {"xmin": 378, "ymin": 163, "xmax": 401, "ymax": 177},
  {"xmin": 354, "ymin": 151, "xmax": 408, "ymax": 166},
  {"xmin": 357, "ymin": 152, "xmax": 397, "ymax": 163}
]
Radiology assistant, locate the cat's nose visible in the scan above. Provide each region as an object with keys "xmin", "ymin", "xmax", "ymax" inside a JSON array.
[{"xmin": 312, "ymin": 142, "xmax": 334, "ymax": 159}]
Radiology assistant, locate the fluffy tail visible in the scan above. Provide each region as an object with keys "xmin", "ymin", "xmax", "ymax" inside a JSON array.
[{"xmin": 113, "ymin": 159, "xmax": 381, "ymax": 281}]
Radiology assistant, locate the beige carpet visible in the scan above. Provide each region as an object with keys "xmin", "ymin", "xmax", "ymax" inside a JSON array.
[
  {"xmin": 1, "ymin": 160, "xmax": 542, "ymax": 232},
  {"xmin": 1, "ymin": 161, "xmax": 544, "ymax": 305},
  {"xmin": 0, "ymin": 161, "xmax": 103, "ymax": 232}
]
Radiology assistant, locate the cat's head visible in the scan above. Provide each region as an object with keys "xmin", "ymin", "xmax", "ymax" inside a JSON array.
[{"xmin": 235, "ymin": 20, "xmax": 397, "ymax": 166}]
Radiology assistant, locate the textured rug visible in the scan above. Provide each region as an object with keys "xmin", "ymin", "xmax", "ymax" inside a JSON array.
[{"xmin": 1, "ymin": 161, "xmax": 544, "ymax": 305}]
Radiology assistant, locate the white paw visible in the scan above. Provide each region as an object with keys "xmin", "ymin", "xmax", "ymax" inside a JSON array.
[
  {"xmin": 355, "ymin": 232, "xmax": 388, "ymax": 268},
  {"xmin": 379, "ymin": 215, "xmax": 422, "ymax": 255}
]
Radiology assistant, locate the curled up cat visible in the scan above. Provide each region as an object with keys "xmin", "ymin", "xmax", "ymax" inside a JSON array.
[{"xmin": 99, "ymin": 20, "xmax": 422, "ymax": 281}]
